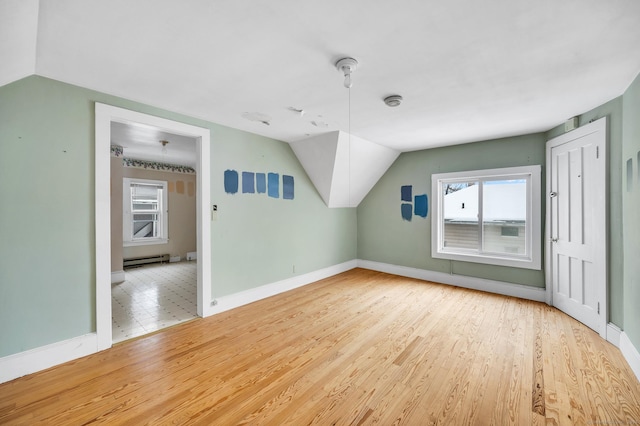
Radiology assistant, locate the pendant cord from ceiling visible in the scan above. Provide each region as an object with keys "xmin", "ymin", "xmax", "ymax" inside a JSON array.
[
  {"xmin": 348, "ymin": 85, "xmax": 351, "ymax": 207},
  {"xmin": 335, "ymin": 56, "xmax": 357, "ymax": 208}
]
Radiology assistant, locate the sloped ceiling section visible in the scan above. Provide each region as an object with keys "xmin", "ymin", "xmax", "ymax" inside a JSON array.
[
  {"xmin": 291, "ymin": 131, "xmax": 399, "ymax": 208},
  {"xmin": 0, "ymin": 0, "xmax": 39, "ymax": 87}
]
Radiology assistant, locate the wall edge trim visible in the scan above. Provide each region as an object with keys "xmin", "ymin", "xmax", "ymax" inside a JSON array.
[
  {"xmin": 3, "ymin": 264, "xmax": 634, "ymax": 384},
  {"xmin": 0, "ymin": 333, "xmax": 97, "ymax": 384},
  {"xmin": 205, "ymin": 260, "xmax": 358, "ymax": 316},
  {"xmin": 357, "ymin": 260, "xmax": 546, "ymax": 302},
  {"xmin": 606, "ymin": 322, "xmax": 622, "ymax": 347},
  {"xmin": 620, "ymin": 331, "xmax": 640, "ymax": 382}
]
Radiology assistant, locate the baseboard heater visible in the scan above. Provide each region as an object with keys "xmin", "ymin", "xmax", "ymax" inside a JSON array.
[{"xmin": 123, "ymin": 254, "xmax": 170, "ymax": 268}]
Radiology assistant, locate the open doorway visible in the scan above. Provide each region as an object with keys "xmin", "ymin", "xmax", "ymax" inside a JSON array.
[
  {"xmin": 110, "ymin": 122, "xmax": 198, "ymax": 342},
  {"xmin": 95, "ymin": 104, "xmax": 211, "ymax": 351}
]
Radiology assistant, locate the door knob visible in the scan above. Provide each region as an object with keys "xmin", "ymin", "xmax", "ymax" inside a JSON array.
[{"xmin": 551, "ymin": 238, "xmax": 558, "ymax": 242}]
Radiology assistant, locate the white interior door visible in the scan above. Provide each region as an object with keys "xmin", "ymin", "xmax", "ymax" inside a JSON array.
[{"xmin": 546, "ymin": 117, "xmax": 607, "ymax": 337}]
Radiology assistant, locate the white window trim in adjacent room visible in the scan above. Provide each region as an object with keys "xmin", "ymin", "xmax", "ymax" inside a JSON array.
[
  {"xmin": 431, "ymin": 165, "xmax": 542, "ymax": 270},
  {"xmin": 123, "ymin": 178, "xmax": 168, "ymax": 246}
]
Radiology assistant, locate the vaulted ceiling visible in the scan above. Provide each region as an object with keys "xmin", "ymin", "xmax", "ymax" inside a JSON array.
[{"xmin": 2, "ymin": 0, "xmax": 640, "ymax": 152}]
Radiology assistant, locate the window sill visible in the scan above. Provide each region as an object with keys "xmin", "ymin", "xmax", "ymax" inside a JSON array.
[
  {"xmin": 123, "ymin": 238, "xmax": 168, "ymax": 247},
  {"xmin": 433, "ymin": 250, "xmax": 540, "ymax": 270}
]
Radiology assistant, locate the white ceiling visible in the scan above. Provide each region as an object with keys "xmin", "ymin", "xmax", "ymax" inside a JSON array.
[
  {"xmin": 111, "ymin": 121, "xmax": 197, "ymax": 167},
  {"xmin": 2, "ymin": 0, "xmax": 640, "ymax": 152}
]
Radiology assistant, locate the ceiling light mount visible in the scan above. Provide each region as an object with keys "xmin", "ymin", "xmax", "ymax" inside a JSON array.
[
  {"xmin": 384, "ymin": 95, "xmax": 403, "ymax": 107},
  {"xmin": 160, "ymin": 139, "xmax": 169, "ymax": 154},
  {"xmin": 335, "ymin": 57, "xmax": 358, "ymax": 88}
]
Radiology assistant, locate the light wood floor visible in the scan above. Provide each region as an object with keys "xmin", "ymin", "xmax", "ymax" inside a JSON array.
[{"xmin": 1, "ymin": 269, "xmax": 639, "ymax": 425}]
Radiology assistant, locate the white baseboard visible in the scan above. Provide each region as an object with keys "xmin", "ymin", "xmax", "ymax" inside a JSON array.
[
  {"xmin": 606, "ymin": 323, "xmax": 622, "ymax": 348},
  {"xmin": 0, "ymin": 261, "xmax": 357, "ymax": 385},
  {"xmin": 357, "ymin": 260, "xmax": 546, "ymax": 302},
  {"xmin": 0, "ymin": 333, "xmax": 97, "ymax": 384},
  {"xmin": 357, "ymin": 261, "xmax": 640, "ymax": 381},
  {"xmin": 8, "ymin": 260, "xmax": 631, "ymax": 385},
  {"xmin": 205, "ymin": 260, "xmax": 358, "ymax": 316},
  {"xmin": 111, "ymin": 270, "xmax": 125, "ymax": 284},
  {"xmin": 620, "ymin": 332, "xmax": 640, "ymax": 382}
]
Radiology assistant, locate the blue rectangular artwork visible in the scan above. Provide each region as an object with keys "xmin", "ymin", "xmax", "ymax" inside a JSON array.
[
  {"xmin": 401, "ymin": 203, "xmax": 412, "ymax": 221},
  {"xmin": 224, "ymin": 169, "xmax": 238, "ymax": 194},
  {"xmin": 283, "ymin": 175, "xmax": 294, "ymax": 200},
  {"xmin": 414, "ymin": 194, "xmax": 428, "ymax": 217},
  {"xmin": 256, "ymin": 173, "xmax": 266, "ymax": 194},
  {"xmin": 242, "ymin": 171, "xmax": 255, "ymax": 193},
  {"xmin": 268, "ymin": 172, "xmax": 279, "ymax": 198},
  {"xmin": 401, "ymin": 185, "xmax": 412, "ymax": 202}
]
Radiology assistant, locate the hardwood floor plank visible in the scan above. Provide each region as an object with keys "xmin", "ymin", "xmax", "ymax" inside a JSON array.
[
  {"xmin": 1, "ymin": 269, "xmax": 639, "ymax": 425},
  {"xmin": 532, "ymin": 303, "xmax": 546, "ymax": 417},
  {"xmin": 428, "ymin": 293, "xmax": 489, "ymax": 424}
]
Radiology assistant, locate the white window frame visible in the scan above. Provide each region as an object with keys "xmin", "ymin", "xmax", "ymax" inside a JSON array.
[
  {"xmin": 431, "ymin": 165, "xmax": 541, "ymax": 270},
  {"xmin": 123, "ymin": 178, "xmax": 168, "ymax": 246}
]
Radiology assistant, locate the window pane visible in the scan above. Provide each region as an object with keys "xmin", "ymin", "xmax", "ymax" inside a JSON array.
[
  {"xmin": 132, "ymin": 201, "xmax": 159, "ymax": 211},
  {"xmin": 131, "ymin": 184, "xmax": 161, "ymax": 212},
  {"xmin": 442, "ymin": 181, "xmax": 478, "ymax": 250},
  {"xmin": 123, "ymin": 178, "xmax": 168, "ymax": 245},
  {"xmin": 133, "ymin": 213, "xmax": 158, "ymax": 238},
  {"xmin": 131, "ymin": 184, "xmax": 160, "ymax": 198},
  {"xmin": 432, "ymin": 165, "xmax": 540, "ymax": 269},
  {"xmin": 482, "ymin": 179, "xmax": 527, "ymax": 255}
]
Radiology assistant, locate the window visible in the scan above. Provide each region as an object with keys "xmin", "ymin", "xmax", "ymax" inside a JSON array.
[
  {"xmin": 431, "ymin": 165, "xmax": 541, "ymax": 269},
  {"xmin": 123, "ymin": 178, "xmax": 168, "ymax": 246}
]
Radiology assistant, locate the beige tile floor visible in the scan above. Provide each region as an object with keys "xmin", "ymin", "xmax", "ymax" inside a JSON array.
[{"xmin": 111, "ymin": 261, "xmax": 197, "ymax": 343}]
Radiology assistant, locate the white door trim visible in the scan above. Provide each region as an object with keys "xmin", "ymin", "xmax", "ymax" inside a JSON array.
[
  {"xmin": 95, "ymin": 103, "xmax": 212, "ymax": 351},
  {"xmin": 545, "ymin": 117, "xmax": 607, "ymax": 338}
]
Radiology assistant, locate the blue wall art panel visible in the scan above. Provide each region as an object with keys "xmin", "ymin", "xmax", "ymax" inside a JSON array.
[
  {"xmin": 268, "ymin": 172, "xmax": 280, "ymax": 198},
  {"xmin": 400, "ymin": 185, "xmax": 427, "ymax": 221},
  {"xmin": 283, "ymin": 175, "xmax": 295, "ymax": 200},
  {"xmin": 401, "ymin": 185, "xmax": 412, "ymax": 202},
  {"xmin": 224, "ymin": 169, "xmax": 238, "ymax": 194},
  {"xmin": 224, "ymin": 169, "xmax": 294, "ymax": 201},
  {"xmin": 256, "ymin": 173, "xmax": 266, "ymax": 194},
  {"xmin": 242, "ymin": 171, "xmax": 255, "ymax": 193},
  {"xmin": 414, "ymin": 194, "xmax": 428, "ymax": 218},
  {"xmin": 401, "ymin": 203, "xmax": 412, "ymax": 221}
]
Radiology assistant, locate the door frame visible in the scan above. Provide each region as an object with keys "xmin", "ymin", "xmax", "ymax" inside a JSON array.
[
  {"xmin": 545, "ymin": 117, "xmax": 607, "ymax": 338},
  {"xmin": 95, "ymin": 103, "xmax": 211, "ymax": 351}
]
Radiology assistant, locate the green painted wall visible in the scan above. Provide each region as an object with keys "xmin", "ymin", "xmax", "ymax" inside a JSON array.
[
  {"xmin": 622, "ymin": 72, "xmax": 640, "ymax": 349},
  {"xmin": 0, "ymin": 76, "xmax": 356, "ymax": 357},
  {"xmin": 211, "ymin": 127, "xmax": 357, "ymax": 297},
  {"xmin": 1, "ymin": 72, "xmax": 637, "ymax": 360},
  {"xmin": 0, "ymin": 76, "xmax": 95, "ymax": 356},
  {"xmin": 546, "ymin": 97, "xmax": 624, "ymax": 327},
  {"xmin": 357, "ymin": 133, "xmax": 546, "ymax": 287}
]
